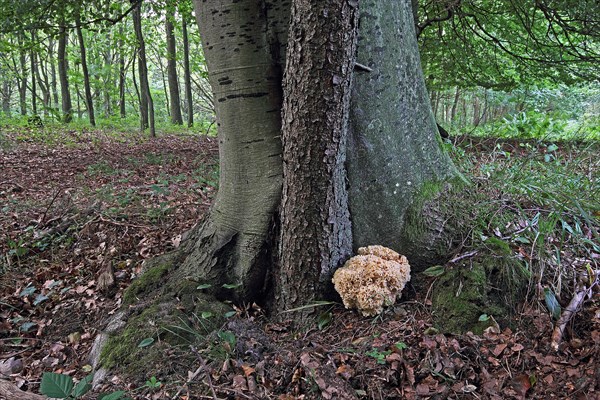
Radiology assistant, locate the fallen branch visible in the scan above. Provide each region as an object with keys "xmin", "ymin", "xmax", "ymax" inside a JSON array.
[
  {"xmin": 0, "ymin": 379, "xmax": 46, "ymax": 400},
  {"xmin": 550, "ymin": 285, "xmax": 590, "ymax": 351}
]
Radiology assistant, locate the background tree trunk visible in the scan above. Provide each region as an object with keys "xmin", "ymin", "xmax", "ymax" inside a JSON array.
[
  {"xmin": 76, "ymin": 15, "xmax": 96, "ymax": 126},
  {"xmin": 118, "ymin": 25, "xmax": 126, "ymax": 118},
  {"xmin": 17, "ymin": 35, "xmax": 27, "ymax": 116},
  {"xmin": 165, "ymin": 7, "xmax": 183, "ymax": 125},
  {"xmin": 29, "ymin": 32, "xmax": 37, "ymax": 116},
  {"xmin": 132, "ymin": 2, "xmax": 155, "ymax": 136},
  {"xmin": 347, "ymin": 0, "xmax": 458, "ymax": 268},
  {"xmin": 1, "ymin": 80, "xmax": 10, "ymax": 115},
  {"xmin": 275, "ymin": 0, "xmax": 358, "ymax": 313},
  {"xmin": 57, "ymin": 26, "xmax": 73, "ymax": 123},
  {"xmin": 182, "ymin": 15, "xmax": 193, "ymax": 127}
]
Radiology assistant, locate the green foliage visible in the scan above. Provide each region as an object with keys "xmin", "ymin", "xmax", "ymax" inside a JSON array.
[{"xmin": 39, "ymin": 373, "xmax": 92, "ymax": 399}]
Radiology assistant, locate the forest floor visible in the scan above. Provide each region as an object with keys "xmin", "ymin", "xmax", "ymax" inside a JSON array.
[{"xmin": 1, "ymin": 129, "xmax": 599, "ymax": 400}]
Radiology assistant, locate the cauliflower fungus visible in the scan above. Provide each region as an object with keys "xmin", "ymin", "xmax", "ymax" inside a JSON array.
[{"xmin": 332, "ymin": 245, "xmax": 411, "ymax": 316}]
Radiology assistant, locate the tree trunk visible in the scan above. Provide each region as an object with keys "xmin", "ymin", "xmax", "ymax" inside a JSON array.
[
  {"xmin": 57, "ymin": 26, "xmax": 73, "ymax": 123},
  {"xmin": 166, "ymin": 7, "xmax": 183, "ymax": 125},
  {"xmin": 169, "ymin": 0, "xmax": 290, "ymax": 303},
  {"xmin": 347, "ymin": 0, "xmax": 457, "ymax": 267},
  {"xmin": 49, "ymin": 38, "xmax": 59, "ymax": 109},
  {"xmin": 450, "ymin": 86, "xmax": 460, "ymax": 123},
  {"xmin": 75, "ymin": 15, "xmax": 96, "ymax": 126},
  {"xmin": 132, "ymin": 2, "xmax": 155, "ymax": 136},
  {"xmin": 17, "ymin": 36, "xmax": 27, "ymax": 116},
  {"xmin": 92, "ymin": 0, "xmax": 462, "ymax": 381},
  {"xmin": 118, "ymin": 25, "xmax": 126, "ymax": 118},
  {"xmin": 182, "ymin": 15, "xmax": 193, "ymax": 127},
  {"xmin": 1, "ymin": 80, "xmax": 10, "ymax": 115},
  {"xmin": 29, "ymin": 33, "xmax": 37, "ymax": 116},
  {"xmin": 274, "ymin": 0, "xmax": 357, "ymax": 313}
]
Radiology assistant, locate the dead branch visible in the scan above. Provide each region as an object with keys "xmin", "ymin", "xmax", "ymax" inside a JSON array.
[
  {"xmin": 550, "ymin": 286, "xmax": 590, "ymax": 351},
  {"xmin": 0, "ymin": 379, "xmax": 46, "ymax": 400}
]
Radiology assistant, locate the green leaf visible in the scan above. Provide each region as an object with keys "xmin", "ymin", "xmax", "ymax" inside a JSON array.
[
  {"xmin": 224, "ymin": 311, "xmax": 237, "ymax": 318},
  {"xmin": 33, "ymin": 294, "xmax": 49, "ymax": 306},
  {"xmin": 19, "ymin": 286, "xmax": 36, "ymax": 297},
  {"xmin": 196, "ymin": 283, "xmax": 212, "ymax": 290},
  {"xmin": 137, "ymin": 337, "xmax": 155, "ymax": 348},
  {"xmin": 71, "ymin": 374, "xmax": 93, "ymax": 398},
  {"xmin": 40, "ymin": 372, "xmax": 75, "ymax": 398},
  {"xmin": 543, "ymin": 288, "xmax": 562, "ymax": 320},
  {"xmin": 422, "ymin": 265, "xmax": 445, "ymax": 277},
  {"xmin": 317, "ymin": 311, "xmax": 332, "ymax": 330},
  {"xmin": 222, "ymin": 283, "xmax": 242, "ymax": 289},
  {"xmin": 547, "ymin": 144, "xmax": 558, "ymax": 152},
  {"xmin": 395, "ymin": 341, "xmax": 408, "ymax": 350},
  {"xmin": 201, "ymin": 311, "xmax": 213, "ymax": 319},
  {"xmin": 478, "ymin": 314, "xmax": 490, "ymax": 322},
  {"xmin": 99, "ymin": 391, "xmax": 128, "ymax": 400},
  {"xmin": 20, "ymin": 321, "xmax": 36, "ymax": 332}
]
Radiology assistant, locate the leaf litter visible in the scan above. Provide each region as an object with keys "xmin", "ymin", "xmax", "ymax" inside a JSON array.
[{"xmin": 0, "ymin": 132, "xmax": 599, "ymax": 399}]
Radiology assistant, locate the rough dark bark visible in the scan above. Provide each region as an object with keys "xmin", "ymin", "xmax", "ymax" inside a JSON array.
[
  {"xmin": 182, "ymin": 15, "xmax": 193, "ymax": 127},
  {"xmin": 165, "ymin": 8, "xmax": 183, "ymax": 125},
  {"xmin": 132, "ymin": 2, "xmax": 155, "ymax": 136},
  {"xmin": 75, "ymin": 15, "xmax": 96, "ymax": 126},
  {"xmin": 57, "ymin": 26, "xmax": 73, "ymax": 123},
  {"xmin": 275, "ymin": 0, "xmax": 358, "ymax": 313}
]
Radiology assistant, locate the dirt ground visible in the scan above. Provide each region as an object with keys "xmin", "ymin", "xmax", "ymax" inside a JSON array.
[{"xmin": 1, "ymin": 131, "xmax": 599, "ymax": 399}]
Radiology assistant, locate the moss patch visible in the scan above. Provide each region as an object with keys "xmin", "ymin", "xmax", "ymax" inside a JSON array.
[
  {"xmin": 431, "ymin": 251, "xmax": 527, "ymax": 334},
  {"xmin": 99, "ymin": 293, "xmax": 232, "ymax": 381}
]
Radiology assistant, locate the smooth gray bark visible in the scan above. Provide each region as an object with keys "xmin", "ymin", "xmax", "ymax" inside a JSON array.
[
  {"xmin": 182, "ymin": 15, "xmax": 193, "ymax": 127},
  {"xmin": 347, "ymin": 0, "xmax": 456, "ymax": 267},
  {"xmin": 132, "ymin": 2, "xmax": 155, "ymax": 136},
  {"xmin": 178, "ymin": 0, "xmax": 290, "ymax": 302}
]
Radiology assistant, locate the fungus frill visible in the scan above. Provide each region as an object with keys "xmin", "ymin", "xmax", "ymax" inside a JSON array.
[{"xmin": 332, "ymin": 245, "xmax": 411, "ymax": 316}]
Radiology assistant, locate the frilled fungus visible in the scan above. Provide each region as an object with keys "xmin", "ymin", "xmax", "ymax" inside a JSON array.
[{"xmin": 332, "ymin": 245, "xmax": 411, "ymax": 316}]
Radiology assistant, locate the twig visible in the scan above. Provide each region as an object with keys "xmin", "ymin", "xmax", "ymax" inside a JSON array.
[
  {"xmin": 40, "ymin": 188, "xmax": 64, "ymax": 225},
  {"xmin": 550, "ymin": 284, "xmax": 595, "ymax": 351},
  {"xmin": 191, "ymin": 347, "xmax": 218, "ymax": 400},
  {"xmin": 449, "ymin": 250, "xmax": 478, "ymax": 263}
]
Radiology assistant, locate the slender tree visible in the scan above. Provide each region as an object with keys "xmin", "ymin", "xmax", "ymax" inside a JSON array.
[
  {"xmin": 132, "ymin": 1, "xmax": 155, "ymax": 136},
  {"xmin": 165, "ymin": 3, "xmax": 183, "ymax": 125},
  {"xmin": 57, "ymin": 25, "xmax": 73, "ymax": 123},
  {"xmin": 75, "ymin": 14, "xmax": 95, "ymax": 126},
  {"xmin": 181, "ymin": 11, "xmax": 193, "ymax": 127}
]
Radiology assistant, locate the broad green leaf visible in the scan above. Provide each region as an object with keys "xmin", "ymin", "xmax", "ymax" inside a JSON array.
[
  {"xmin": 72, "ymin": 374, "xmax": 93, "ymax": 398},
  {"xmin": 478, "ymin": 314, "xmax": 490, "ymax": 322},
  {"xmin": 137, "ymin": 337, "xmax": 155, "ymax": 348},
  {"xmin": 422, "ymin": 265, "xmax": 445, "ymax": 277},
  {"xmin": 543, "ymin": 288, "xmax": 561, "ymax": 320},
  {"xmin": 224, "ymin": 311, "xmax": 237, "ymax": 318},
  {"xmin": 40, "ymin": 372, "xmax": 74, "ymax": 398}
]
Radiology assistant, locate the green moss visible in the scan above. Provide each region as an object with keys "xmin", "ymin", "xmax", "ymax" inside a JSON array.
[
  {"xmin": 123, "ymin": 262, "xmax": 172, "ymax": 305},
  {"xmin": 431, "ymin": 253, "xmax": 527, "ymax": 334}
]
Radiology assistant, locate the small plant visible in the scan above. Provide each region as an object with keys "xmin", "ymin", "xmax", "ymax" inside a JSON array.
[
  {"xmin": 144, "ymin": 376, "xmax": 162, "ymax": 390},
  {"xmin": 39, "ymin": 373, "xmax": 92, "ymax": 399},
  {"xmin": 40, "ymin": 372, "xmax": 131, "ymax": 400},
  {"xmin": 366, "ymin": 348, "xmax": 391, "ymax": 364}
]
